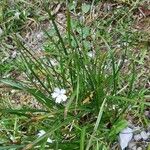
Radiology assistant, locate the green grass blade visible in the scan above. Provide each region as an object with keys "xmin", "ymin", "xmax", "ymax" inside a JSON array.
[
  {"xmin": 0, "ymin": 145, "xmax": 25, "ymax": 150},
  {"xmin": 80, "ymin": 127, "xmax": 86, "ymax": 150},
  {"xmin": 22, "ymin": 120, "xmax": 71, "ymax": 150},
  {"xmin": 44, "ymin": 3, "xmax": 68, "ymax": 55},
  {"xmin": 0, "ymin": 79, "xmax": 53, "ymax": 108},
  {"xmin": 0, "ymin": 79, "xmax": 25, "ymax": 90},
  {"xmin": 128, "ymin": 61, "xmax": 135, "ymax": 97},
  {"xmin": 86, "ymin": 98, "xmax": 106, "ymax": 150}
]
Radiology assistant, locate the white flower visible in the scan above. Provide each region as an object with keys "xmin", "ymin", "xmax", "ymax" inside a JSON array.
[
  {"xmin": 87, "ymin": 51, "xmax": 95, "ymax": 58},
  {"xmin": 14, "ymin": 12, "xmax": 20, "ymax": 19},
  {"xmin": 47, "ymin": 138, "xmax": 53, "ymax": 143},
  {"xmin": 37, "ymin": 130, "xmax": 53, "ymax": 143},
  {"xmin": 119, "ymin": 127, "xmax": 133, "ymax": 150},
  {"xmin": 51, "ymin": 88, "xmax": 67, "ymax": 103}
]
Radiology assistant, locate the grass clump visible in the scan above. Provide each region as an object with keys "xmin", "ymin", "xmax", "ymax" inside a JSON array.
[{"xmin": 0, "ymin": 1, "xmax": 149, "ymax": 149}]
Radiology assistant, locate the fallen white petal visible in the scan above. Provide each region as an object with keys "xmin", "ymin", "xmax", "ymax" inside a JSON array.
[
  {"xmin": 37, "ymin": 130, "xmax": 46, "ymax": 137},
  {"xmin": 47, "ymin": 138, "xmax": 53, "ymax": 143},
  {"xmin": 60, "ymin": 89, "xmax": 66, "ymax": 94},
  {"xmin": 37, "ymin": 130, "xmax": 53, "ymax": 143},
  {"xmin": 119, "ymin": 127, "xmax": 133, "ymax": 150}
]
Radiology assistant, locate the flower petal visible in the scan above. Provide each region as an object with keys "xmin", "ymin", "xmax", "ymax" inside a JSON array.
[
  {"xmin": 47, "ymin": 138, "xmax": 53, "ymax": 143},
  {"xmin": 55, "ymin": 96, "xmax": 62, "ymax": 103},
  {"xmin": 37, "ymin": 130, "xmax": 53, "ymax": 144},
  {"xmin": 54, "ymin": 88, "xmax": 60, "ymax": 93},
  {"xmin": 37, "ymin": 130, "xmax": 46, "ymax": 137},
  {"xmin": 60, "ymin": 89, "xmax": 66, "ymax": 94},
  {"xmin": 61, "ymin": 95, "xmax": 67, "ymax": 102},
  {"xmin": 51, "ymin": 92, "xmax": 59, "ymax": 99}
]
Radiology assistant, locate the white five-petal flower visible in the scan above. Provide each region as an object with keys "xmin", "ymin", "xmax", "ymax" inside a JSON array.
[
  {"xmin": 51, "ymin": 88, "xmax": 67, "ymax": 103},
  {"xmin": 37, "ymin": 130, "xmax": 53, "ymax": 143}
]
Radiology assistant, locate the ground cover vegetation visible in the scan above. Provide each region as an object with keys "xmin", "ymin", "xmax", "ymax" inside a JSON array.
[{"xmin": 0, "ymin": 0, "xmax": 150, "ymax": 149}]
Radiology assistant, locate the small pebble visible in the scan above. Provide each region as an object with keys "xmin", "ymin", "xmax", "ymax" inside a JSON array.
[
  {"xmin": 144, "ymin": 110, "xmax": 150, "ymax": 119},
  {"xmin": 140, "ymin": 131, "xmax": 149, "ymax": 140},
  {"xmin": 128, "ymin": 142, "xmax": 136, "ymax": 149},
  {"xmin": 144, "ymin": 111, "xmax": 149, "ymax": 116},
  {"xmin": 134, "ymin": 134, "xmax": 142, "ymax": 141},
  {"xmin": 132, "ymin": 145, "xmax": 137, "ymax": 150},
  {"xmin": 136, "ymin": 147, "xmax": 142, "ymax": 150}
]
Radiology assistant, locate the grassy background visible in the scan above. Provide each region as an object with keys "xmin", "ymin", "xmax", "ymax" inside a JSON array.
[{"xmin": 0, "ymin": 0, "xmax": 150, "ymax": 149}]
